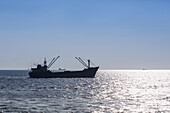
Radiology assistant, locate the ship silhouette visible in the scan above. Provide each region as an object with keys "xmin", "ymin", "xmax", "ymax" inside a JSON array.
[{"xmin": 29, "ymin": 56, "xmax": 99, "ymax": 78}]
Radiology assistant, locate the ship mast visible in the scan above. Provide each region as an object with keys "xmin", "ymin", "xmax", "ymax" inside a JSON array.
[
  {"xmin": 44, "ymin": 58, "xmax": 47, "ymax": 66},
  {"xmin": 88, "ymin": 60, "xmax": 90, "ymax": 68}
]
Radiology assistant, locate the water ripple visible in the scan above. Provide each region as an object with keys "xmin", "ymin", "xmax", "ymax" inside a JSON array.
[{"xmin": 0, "ymin": 70, "xmax": 170, "ymax": 112}]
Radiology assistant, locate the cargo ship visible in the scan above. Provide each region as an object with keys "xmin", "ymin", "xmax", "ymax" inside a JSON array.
[{"xmin": 29, "ymin": 56, "xmax": 99, "ymax": 78}]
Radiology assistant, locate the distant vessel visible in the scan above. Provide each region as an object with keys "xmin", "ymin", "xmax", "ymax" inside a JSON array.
[{"xmin": 29, "ymin": 56, "xmax": 99, "ymax": 78}]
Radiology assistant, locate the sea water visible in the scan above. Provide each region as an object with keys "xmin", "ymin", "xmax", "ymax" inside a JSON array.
[{"xmin": 0, "ymin": 70, "xmax": 169, "ymax": 112}]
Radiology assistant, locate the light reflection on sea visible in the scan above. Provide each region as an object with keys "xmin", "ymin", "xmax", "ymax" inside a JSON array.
[{"xmin": 0, "ymin": 70, "xmax": 170, "ymax": 112}]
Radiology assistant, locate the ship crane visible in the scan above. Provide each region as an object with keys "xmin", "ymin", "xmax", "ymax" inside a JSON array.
[
  {"xmin": 75, "ymin": 57, "xmax": 88, "ymax": 68},
  {"xmin": 47, "ymin": 58, "xmax": 55, "ymax": 67},
  {"xmin": 75, "ymin": 57, "xmax": 91, "ymax": 68},
  {"xmin": 47, "ymin": 56, "xmax": 60, "ymax": 69}
]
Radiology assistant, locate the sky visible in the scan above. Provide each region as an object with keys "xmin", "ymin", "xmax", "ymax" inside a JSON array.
[{"xmin": 0, "ymin": 0, "xmax": 170, "ymax": 70}]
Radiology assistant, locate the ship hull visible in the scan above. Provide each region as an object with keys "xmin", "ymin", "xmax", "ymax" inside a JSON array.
[{"xmin": 29, "ymin": 67, "xmax": 99, "ymax": 78}]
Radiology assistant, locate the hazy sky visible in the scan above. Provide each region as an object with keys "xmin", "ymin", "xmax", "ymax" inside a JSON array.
[{"xmin": 0, "ymin": 0, "xmax": 170, "ymax": 70}]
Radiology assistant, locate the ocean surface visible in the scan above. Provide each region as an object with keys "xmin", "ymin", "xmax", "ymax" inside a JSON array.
[{"xmin": 0, "ymin": 70, "xmax": 169, "ymax": 113}]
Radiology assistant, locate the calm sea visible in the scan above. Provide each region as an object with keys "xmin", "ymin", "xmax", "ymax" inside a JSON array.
[{"xmin": 0, "ymin": 70, "xmax": 169, "ymax": 113}]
